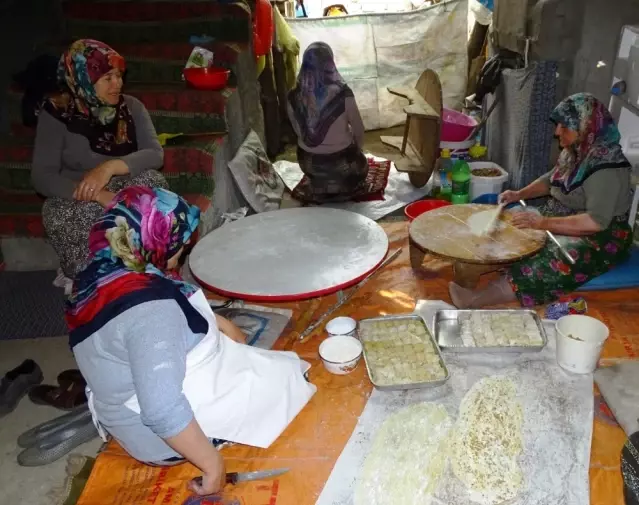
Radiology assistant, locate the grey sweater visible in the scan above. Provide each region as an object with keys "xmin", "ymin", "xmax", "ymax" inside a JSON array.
[
  {"xmin": 73, "ymin": 299, "xmax": 202, "ymax": 462},
  {"xmin": 537, "ymin": 167, "xmax": 632, "ymax": 228},
  {"xmin": 31, "ymin": 95, "xmax": 164, "ymax": 199}
]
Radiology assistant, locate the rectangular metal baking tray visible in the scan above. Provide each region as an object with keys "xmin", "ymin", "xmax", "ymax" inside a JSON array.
[
  {"xmin": 358, "ymin": 314, "xmax": 450, "ymax": 391},
  {"xmin": 434, "ymin": 309, "xmax": 547, "ymax": 353}
]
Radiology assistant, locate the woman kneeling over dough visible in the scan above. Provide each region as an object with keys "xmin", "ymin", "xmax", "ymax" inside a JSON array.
[
  {"xmin": 449, "ymin": 93, "xmax": 634, "ymax": 308},
  {"xmin": 67, "ymin": 186, "xmax": 315, "ymax": 495}
]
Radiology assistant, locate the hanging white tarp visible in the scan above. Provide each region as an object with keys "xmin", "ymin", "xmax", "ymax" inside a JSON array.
[{"xmin": 288, "ymin": 0, "xmax": 469, "ymax": 130}]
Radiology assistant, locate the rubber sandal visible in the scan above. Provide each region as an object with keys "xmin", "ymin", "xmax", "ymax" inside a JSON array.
[
  {"xmin": 28, "ymin": 379, "xmax": 87, "ymax": 411},
  {"xmin": 18, "ymin": 405, "xmax": 91, "ymax": 448},
  {"xmin": 17, "ymin": 416, "xmax": 98, "ymax": 467}
]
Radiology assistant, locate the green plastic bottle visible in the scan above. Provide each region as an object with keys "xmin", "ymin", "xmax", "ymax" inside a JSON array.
[{"xmin": 451, "ymin": 159, "xmax": 471, "ymax": 204}]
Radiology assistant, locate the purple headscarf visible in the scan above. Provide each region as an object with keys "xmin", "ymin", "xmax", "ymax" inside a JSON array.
[{"xmin": 288, "ymin": 42, "xmax": 353, "ymax": 148}]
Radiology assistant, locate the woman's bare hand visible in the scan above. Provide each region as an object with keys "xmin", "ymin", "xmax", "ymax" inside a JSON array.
[
  {"xmin": 510, "ymin": 211, "xmax": 545, "ymax": 230},
  {"xmin": 96, "ymin": 190, "xmax": 116, "ymax": 208},
  {"xmin": 499, "ymin": 190, "xmax": 521, "ymax": 205},
  {"xmin": 74, "ymin": 163, "xmax": 113, "ymax": 201},
  {"xmin": 188, "ymin": 450, "xmax": 226, "ymax": 496}
]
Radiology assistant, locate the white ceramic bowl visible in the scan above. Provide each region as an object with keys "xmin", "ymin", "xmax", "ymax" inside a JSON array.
[
  {"xmin": 326, "ymin": 316, "xmax": 357, "ymax": 338},
  {"xmin": 319, "ymin": 335, "xmax": 363, "ymax": 375}
]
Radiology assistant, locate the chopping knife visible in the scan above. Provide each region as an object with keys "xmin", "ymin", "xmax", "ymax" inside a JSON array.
[{"xmin": 192, "ymin": 467, "xmax": 289, "ymax": 486}]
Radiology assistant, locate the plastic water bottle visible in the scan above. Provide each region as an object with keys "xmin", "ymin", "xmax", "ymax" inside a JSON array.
[
  {"xmin": 451, "ymin": 159, "xmax": 471, "ymax": 204},
  {"xmin": 437, "ymin": 149, "xmax": 453, "ymax": 199}
]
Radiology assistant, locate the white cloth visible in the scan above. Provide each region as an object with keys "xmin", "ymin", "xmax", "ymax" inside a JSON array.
[{"xmin": 88, "ymin": 290, "xmax": 316, "ymax": 449}]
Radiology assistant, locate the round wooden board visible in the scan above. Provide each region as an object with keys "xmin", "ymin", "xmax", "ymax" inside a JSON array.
[
  {"xmin": 409, "ymin": 204, "xmax": 546, "ymax": 265},
  {"xmin": 189, "ymin": 208, "xmax": 389, "ymax": 302}
]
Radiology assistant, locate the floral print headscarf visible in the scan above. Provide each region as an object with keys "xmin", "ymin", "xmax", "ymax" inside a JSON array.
[
  {"xmin": 66, "ymin": 187, "xmax": 201, "ymax": 347},
  {"xmin": 43, "ymin": 39, "xmax": 138, "ymax": 156},
  {"xmin": 549, "ymin": 93, "xmax": 630, "ymax": 193}
]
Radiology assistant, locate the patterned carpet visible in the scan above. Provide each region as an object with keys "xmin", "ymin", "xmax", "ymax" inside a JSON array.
[{"xmin": 0, "ymin": 270, "xmax": 68, "ymax": 339}]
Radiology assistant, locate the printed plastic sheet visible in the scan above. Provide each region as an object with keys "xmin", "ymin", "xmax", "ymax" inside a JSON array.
[{"xmin": 316, "ymin": 302, "xmax": 593, "ymax": 505}]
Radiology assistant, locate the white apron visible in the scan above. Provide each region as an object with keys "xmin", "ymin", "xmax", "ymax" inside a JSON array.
[{"xmin": 88, "ymin": 289, "xmax": 316, "ymax": 449}]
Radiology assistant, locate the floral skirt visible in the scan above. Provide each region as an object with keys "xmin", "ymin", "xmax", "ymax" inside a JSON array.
[{"xmin": 508, "ymin": 204, "xmax": 633, "ymax": 307}]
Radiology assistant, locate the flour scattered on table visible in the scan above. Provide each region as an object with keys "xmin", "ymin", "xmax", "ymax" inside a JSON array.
[
  {"xmin": 354, "ymin": 403, "xmax": 452, "ymax": 505},
  {"xmin": 451, "ymin": 376, "xmax": 524, "ymax": 505}
]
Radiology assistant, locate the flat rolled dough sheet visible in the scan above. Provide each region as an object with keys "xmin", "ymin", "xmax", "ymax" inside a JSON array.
[
  {"xmin": 354, "ymin": 403, "xmax": 452, "ymax": 505},
  {"xmin": 466, "ymin": 208, "xmax": 501, "ymax": 236},
  {"xmin": 452, "ymin": 376, "xmax": 524, "ymax": 505}
]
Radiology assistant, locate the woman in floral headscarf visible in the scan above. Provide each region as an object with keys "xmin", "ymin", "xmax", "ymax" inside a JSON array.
[
  {"xmin": 69, "ymin": 186, "xmax": 315, "ymax": 497},
  {"xmin": 449, "ymin": 93, "xmax": 634, "ymax": 309},
  {"xmin": 31, "ymin": 39, "xmax": 167, "ymax": 283},
  {"xmin": 287, "ymin": 42, "xmax": 368, "ymax": 203}
]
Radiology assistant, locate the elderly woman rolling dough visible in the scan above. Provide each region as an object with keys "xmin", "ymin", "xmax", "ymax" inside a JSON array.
[{"xmin": 449, "ymin": 93, "xmax": 634, "ymax": 308}]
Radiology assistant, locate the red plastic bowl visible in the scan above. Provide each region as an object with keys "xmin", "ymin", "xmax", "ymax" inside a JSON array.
[
  {"xmin": 183, "ymin": 67, "xmax": 230, "ymax": 90},
  {"xmin": 405, "ymin": 199, "xmax": 452, "ymax": 221}
]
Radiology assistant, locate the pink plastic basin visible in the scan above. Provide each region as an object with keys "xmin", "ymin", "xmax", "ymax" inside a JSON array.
[{"xmin": 441, "ymin": 108, "xmax": 478, "ymax": 143}]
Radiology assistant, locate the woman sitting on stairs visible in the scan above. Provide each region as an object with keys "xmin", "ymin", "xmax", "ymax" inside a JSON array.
[{"xmin": 31, "ymin": 39, "xmax": 167, "ymax": 284}]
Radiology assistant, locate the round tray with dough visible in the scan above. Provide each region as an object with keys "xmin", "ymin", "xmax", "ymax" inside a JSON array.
[
  {"xmin": 409, "ymin": 204, "xmax": 546, "ymax": 265},
  {"xmin": 189, "ymin": 208, "xmax": 389, "ymax": 301}
]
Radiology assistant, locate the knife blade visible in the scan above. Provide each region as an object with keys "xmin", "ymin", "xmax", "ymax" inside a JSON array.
[{"xmin": 193, "ymin": 467, "xmax": 289, "ymax": 487}]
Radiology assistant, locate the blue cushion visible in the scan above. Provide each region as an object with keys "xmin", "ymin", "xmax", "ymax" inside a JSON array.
[{"xmin": 578, "ymin": 245, "xmax": 639, "ymax": 291}]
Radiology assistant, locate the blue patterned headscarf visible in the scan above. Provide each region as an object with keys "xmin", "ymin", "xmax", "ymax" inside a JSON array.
[
  {"xmin": 66, "ymin": 187, "xmax": 203, "ymax": 348},
  {"xmin": 550, "ymin": 93, "xmax": 630, "ymax": 193},
  {"xmin": 288, "ymin": 42, "xmax": 354, "ymax": 148}
]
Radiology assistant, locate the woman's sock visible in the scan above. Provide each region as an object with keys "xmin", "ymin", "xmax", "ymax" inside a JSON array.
[{"xmin": 448, "ymin": 277, "xmax": 516, "ymax": 309}]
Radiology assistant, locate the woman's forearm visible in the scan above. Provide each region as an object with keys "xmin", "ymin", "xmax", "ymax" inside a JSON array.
[
  {"xmin": 215, "ymin": 315, "xmax": 247, "ymax": 344},
  {"xmin": 165, "ymin": 419, "xmax": 223, "ymax": 474},
  {"xmin": 542, "ymin": 213, "xmax": 601, "ymax": 236},
  {"xmin": 518, "ymin": 179, "xmax": 550, "ymax": 200}
]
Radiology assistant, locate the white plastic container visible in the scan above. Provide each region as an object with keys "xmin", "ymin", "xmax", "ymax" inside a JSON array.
[
  {"xmin": 319, "ymin": 335, "xmax": 363, "ymax": 375},
  {"xmin": 469, "ymin": 162, "xmax": 509, "ymax": 200},
  {"xmin": 555, "ymin": 315, "xmax": 609, "ymax": 374}
]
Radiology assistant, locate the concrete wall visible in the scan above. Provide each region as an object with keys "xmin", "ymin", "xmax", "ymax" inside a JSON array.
[{"xmin": 569, "ymin": 0, "xmax": 639, "ymax": 101}]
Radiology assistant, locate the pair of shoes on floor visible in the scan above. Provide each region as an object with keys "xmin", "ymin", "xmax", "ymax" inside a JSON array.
[
  {"xmin": 29, "ymin": 369, "xmax": 87, "ymax": 411},
  {"xmin": 0, "ymin": 359, "xmax": 44, "ymax": 418},
  {"xmin": 16, "ymin": 404, "xmax": 99, "ymax": 467}
]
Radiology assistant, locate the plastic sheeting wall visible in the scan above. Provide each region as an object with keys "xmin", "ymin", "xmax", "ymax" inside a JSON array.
[{"xmin": 288, "ymin": 0, "xmax": 468, "ymax": 130}]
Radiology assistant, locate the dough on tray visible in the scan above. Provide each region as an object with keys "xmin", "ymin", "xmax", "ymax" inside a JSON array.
[
  {"xmin": 459, "ymin": 312, "xmax": 543, "ymax": 347},
  {"xmin": 452, "ymin": 376, "xmax": 524, "ymax": 505},
  {"xmin": 355, "ymin": 403, "xmax": 452, "ymax": 505}
]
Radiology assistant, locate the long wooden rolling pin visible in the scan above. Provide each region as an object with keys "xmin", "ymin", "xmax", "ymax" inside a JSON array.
[
  {"xmin": 296, "ymin": 248, "xmax": 403, "ymax": 341},
  {"xmin": 518, "ymin": 199, "xmax": 576, "ymax": 265}
]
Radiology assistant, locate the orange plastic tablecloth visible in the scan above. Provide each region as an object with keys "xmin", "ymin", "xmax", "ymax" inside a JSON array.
[{"xmin": 75, "ymin": 222, "xmax": 638, "ymax": 505}]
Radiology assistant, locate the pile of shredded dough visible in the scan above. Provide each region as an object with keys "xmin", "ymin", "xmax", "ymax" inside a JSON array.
[
  {"xmin": 354, "ymin": 403, "xmax": 452, "ymax": 505},
  {"xmin": 451, "ymin": 376, "xmax": 524, "ymax": 505}
]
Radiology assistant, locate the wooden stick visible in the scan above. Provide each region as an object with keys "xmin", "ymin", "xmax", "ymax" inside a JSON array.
[
  {"xmin": 297, "ymin": 248, "xmax": 403, "ymax": 341},
  {"xmin": 518, "ymin": 199, "xmax": 576, "ymax": 265}
]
